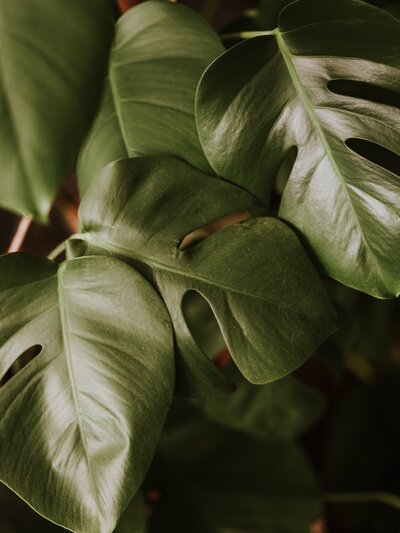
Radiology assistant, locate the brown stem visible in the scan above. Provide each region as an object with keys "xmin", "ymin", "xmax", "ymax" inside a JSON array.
[{"xmin": 7, "ymin": 216, "xmax": 33, "ymax": 253}]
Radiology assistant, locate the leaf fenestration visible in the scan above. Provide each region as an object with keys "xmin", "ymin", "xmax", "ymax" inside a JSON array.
[
  {"xmin": 196, "ymin": 0, "xmax": 400, "ymax": 297},
  {"xmin": 0, "ymin": 253, "xmax": 175, "ymax": 533},
  {"xmin": 71, "ymin": 156, "xmax": 336, "ymax": 397}
]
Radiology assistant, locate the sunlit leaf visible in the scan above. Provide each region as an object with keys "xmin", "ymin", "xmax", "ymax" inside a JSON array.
[
  {"xmin": 78, "ymin": 0, "xmax": 223, "ymax": 194},
  {"xmin": 71, "ymin": 156, "xmax": 336, "ymax": 397},
  {"xmin": 196, "ymin": 0, "xmax": 400, "ymax": 297},
  {"xmin": 0, "ymin": 253, "xmax": 174, "ymax": 533}
]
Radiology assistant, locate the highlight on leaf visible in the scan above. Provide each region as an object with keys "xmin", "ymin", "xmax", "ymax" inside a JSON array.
[
  {"xmin": 78, "ymin": 0, "xmax": 224, "ymax": 195},
  {"xmin": 72, "ymin": 155, "xmax": 336, "ymax": 396},
  {"xmin": 0, "ymin": 253, "xmax": 175, "ymax": 533},
  {"xmin": 196, "ymin": 0, "xmax": 400, "ymax": 298}
]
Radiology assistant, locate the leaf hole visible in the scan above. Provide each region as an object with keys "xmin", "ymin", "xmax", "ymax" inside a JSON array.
[
  {"xmin": 0, "ymin": 345, "xmax": 42, "ymax": 387},
  {"xmin": 182, "ymin": 291, "xmax": 226, "ymax": 362},
  {"xmin": 178, "ymin": 211, "xmax": 250, "ymax": 251},
  {"xmin": 327, "ymin": 79, "xmax": 400, "ymax": 109},
  {"xmin": 275, "ymin": 146, "xmax": 298, "ymax": 195},
  {"xmin": 345, "ymin": 138, "xmax": 400, "ymax": 177}
]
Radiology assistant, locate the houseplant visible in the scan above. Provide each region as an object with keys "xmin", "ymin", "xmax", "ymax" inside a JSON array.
[{"xmin": 0, "ymin": 0, "xmax": 399, "ymax": 531}]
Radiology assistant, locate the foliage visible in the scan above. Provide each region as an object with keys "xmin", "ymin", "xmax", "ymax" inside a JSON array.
[
  {"xmin": 197, "ymin": 0, "xmax": 400, "ymax": 297},
  {"xmin": 0, "ymin": 0, "xmax": 113, "ymax": 221},
  {"xmin": 0, "ymin": 0, "xmax": 399, "ymax": 532}
]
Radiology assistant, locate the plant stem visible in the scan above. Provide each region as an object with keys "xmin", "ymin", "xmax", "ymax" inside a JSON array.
[
  {"xmin": 325, "ymin": 491, "xmax": 400, "ymax": 511},
  {"xmin": 48, "ymin": 241, "xmax": 67, "ymax": 261},
  {"xmin": 7, "ymin": 216, "xmax": 32, "ymax": 253},
  {"xmin": 220, "ymin": 29, "xmax": 277, "ymax": 42}
]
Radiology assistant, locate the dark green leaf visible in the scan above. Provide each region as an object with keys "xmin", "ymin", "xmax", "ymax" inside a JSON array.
[
  {"xmin": 324, "ymin": 373, "xmax": 400, "ymax": 531},
  {"xmin": 328, "ymin": 281, "xmax": 396, "ymax": 364},
  {"xmin": 71, "ymin": 156, "xmax": 336, "ymax": 397},
  {"xmin": 114, "ymin": 492, "xmax": 147, "ymax": 533},
  {"xmin": 0, "ymin": 482, "xmax": 61, "ymax": 533},
  {"xmin": 196, "ymin": 0, "xmax": 400, "ymax": 297},
  {"xmin": 0, "ymin": 0, "xmax": 113, "ymax": 221},
  {"xmin": 78, "ymin": 0, "xmax": 223, "ymax": 195},
  {"xmin": 0, "ymin": 253, "xmax": 174, "ymax": 533},
  {"xmin": 152, "ymin": 408, "xmax": 322, "ymax": 532},
  {"xmin": 203, "ymin": 371, "xmax": 326, "ymax": 442},
  {"xmin": 257, "ymin": 0, "xmax": 295, "ymax": 29}
]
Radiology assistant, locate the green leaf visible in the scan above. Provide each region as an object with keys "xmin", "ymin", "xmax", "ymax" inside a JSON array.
[
  {"xmin": 152, "ymin": 407, "xmax": 322, "ymax": 532},
  {"xmin": 114, "ymin": 492, "xmax": 147, "ymax": 533},
  {"xmin": 328, "ymin": 280, "xmax": 397, "ymax": 364},
  {"xmin": 196, "ymin": 0, "xmax": 400, "ymax": 298},
  {"xmin": 0, "ymin": 482, "xmax": 61, "ymax": 533},
  {"xmin": 71, "ymin": 156, "xmax": 336, "ymax": 397},
  {"xmin": 0, "ymin": 253, "xmax": 174, "ymax": 533},
  {"xmin": 257, "ymin": 0, "xmax": 295, "ymax": 29},
  {"xmin": 0, "ymin": 482, "xmax": 147, "ymax": 533},
  {"xmin": 78, "ymin": 0, "xmax": 224, "ymax": 195},
  {"xmin": 203, "ymin": 370, "xmax": 326, "ymax": 442},
  {"xmin": 0, "ymin": 0, "xmax": 113, "ymax": 221}
]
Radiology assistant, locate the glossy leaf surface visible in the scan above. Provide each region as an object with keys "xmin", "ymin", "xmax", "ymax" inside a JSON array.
[
  {"xmin": 72, "ymin": 156, "xmax": 336, "ymax": 397},
  {"xmin": 78, "ymin": 0, "xmax": 223, "ymax": 194},
  {"xmin": 0, "ymin": 253, "xmax": 174, "ymax": 533},
  {"xmin": 0, "ymin": 0, "xmax": 113, "ymax": 221},
  {"xmin": 196, "ymin": 0, "xmax": 400, "ymax": 297},
  {"xmin": 0, "ymin": 482, "xmax": 147, "ymax": 533}
]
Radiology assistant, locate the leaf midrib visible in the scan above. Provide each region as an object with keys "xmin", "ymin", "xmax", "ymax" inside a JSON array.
[
  {"xmin": 78, "ymin": 233, "xmax": 302, "ymax": 314},
  {"xmin": 276, "ymin": 30, "xmax": 387, "ymax": 283},
  {"xmin": 57, "ymin": 264, "xmax": 100, "ymax": 513}
]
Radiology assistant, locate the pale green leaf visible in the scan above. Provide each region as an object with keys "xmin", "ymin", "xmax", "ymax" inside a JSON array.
[{"xmin": 78, "ymin": 0, "xmax": 223, "ymax": 195}]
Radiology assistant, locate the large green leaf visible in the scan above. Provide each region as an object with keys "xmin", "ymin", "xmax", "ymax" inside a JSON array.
[
  {"xmin": 78, "ymin": 0, "xmax": 223, "ymax": 195},
  {"xmin": 0, "ymin": 253, "xmax": 174, "ymax": 533},
  {"xmin": 0, "ymin": 0, "xmax": 113, "ymax": 221},
  {"xmin": 196, "ymin": 0, "xmax": 400, "ymax": 298},
  {"xmin": 70, "ymin": 156, "xmax": 336, "ymax": 397},
  {"xmin": 151, "ymin": 407, "xmax": 322, "ymax": 532}
]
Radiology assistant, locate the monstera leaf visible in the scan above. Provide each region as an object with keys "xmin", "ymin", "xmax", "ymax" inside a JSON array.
[
  {"xmin": 0, "ymin": 0, "xmax": 113, "ymax": 221},
  {"xmin": 78, "ymin": 0, "xmax": 223, "ymax": 194},
  {"xmin": 196, "ymin": 0, "xmax": 400, "ymax": 298},
  {"xmin": 70, "ymin": 155, "xmax": 336, "ymax": 397},
  {"xmin": 0, "ymin": 253, "xmax": 174, "ymax": 533}
]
